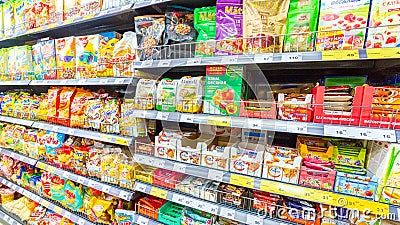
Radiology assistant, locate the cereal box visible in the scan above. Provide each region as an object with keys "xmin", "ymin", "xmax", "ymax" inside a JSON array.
[
  {"xmin": 97, "ymin": 32, "xmax": 121, "ymax": 77},
  {"xmin": 32, "ymin": 42, "xmax": 43, "ymax": 80},
  {"xmin": 48, "ymin": 0, "xmax": 63, "ymax": 24},
  {"xmin": 3, "ymin": 1, "xmax": 14, "ymax": 38},
  {"xmin": 284, "ymin": 0, "xmax": 320, "ymax": 52},
  {"xmin": 316, "ymin": 0, "xmax": 370, "ymax": 50},
  {"xmin": 80, "ymin": 0, "xmax": 101, "ymax": 16},
  {"xmin": 28, "ymin": 0, "xmax": 49, "ymax": 29},
  {"xmin": 243, "ymin": 0, "xmax": 291, "ymax": 53},
  {"xmin": 366, "ymin": 0, "xmax": 400, "ymax": 48},
  {"xmin": 41, "ymin": 39, "xmax": 57, "ymax": 80},
  {"xmin": 215, "ymin": 0, "xmax": 243, "ymax": 55},
  {"xmin": 14, "ymin": 0, "xmax": 27, "ymax": 35},
  {"xmin": 56, "ymin": 37, "xmax": 76, "ymax": 79},
  {"xmin": 76, "ymin": 35, "xmax": 100, "ymax": 79},
  {"xmin": 64, "ymin": 0, "xmax": 80, "ymax": 21},
  {"xmin": 14, "ymin": 45, "xmax": 33, "ymax": 80}
]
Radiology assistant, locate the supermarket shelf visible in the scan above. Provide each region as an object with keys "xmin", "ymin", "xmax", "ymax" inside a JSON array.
[
  {"xmin": 0, "ymin": 206, "xmax": 23, "ymax": 225},
  {"xmin": 29, "ymin": 77, "xmax": 134, "ymax": 86},
  {"xmin": 0, "ymin": 80, "xmax": 31, "ymax": 86},
  {"xmin": 134, "ymin": 153, "xmax": 398, "ymax": 218},
  {"xmin": 0, "ymin": 115, "xmax": 34, "ymax": 127},
  {"xmin": 133, "ymin": 213, "xmax": 163, "ymax": 225},
  {"xmin": 133, "ymin": 110, "xmax": 398, "ymax": 143},
  {"xmin": 35, "ymin": 161, "xmax": 134, "ymax": 201},
  {"xmin": 0, "ymin": 177, "xmax": 94, "ymax": 225},
  {"xmin": 134, "ymin": 181, "xmax": 288, "ymax": 225},
  {"xmin": 0, "ymin": 148, "xmax": 37, "ymax": 166}
]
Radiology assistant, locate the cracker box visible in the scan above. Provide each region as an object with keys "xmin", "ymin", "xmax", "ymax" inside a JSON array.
[
  {"xmin": 48, "ymin": 0, "xmax": 63, "ymax": 24},
  {"xmin": 316, "ymin": 0, "xmax": 370, "ymax": 50},
  {"xmin": 29, "ymin": 0, "xmax": 49, "ymax": 29},
  {"xmin": 134, "ymin": 79, "xmax": 156, "ymax": 110},
  {"xmin": 367, "ymin": 0, "xmax": 400, "ymax": 48},
  {"xmin": 32, "ymin": 42, "xmax": 44, "ymax": 80},
  {"xmin": 230, "ymin": 142, "xmax": 265, "ymax": 177},
  {"xmin": 3, "ymin": 1, "xmax": 14, "ymax": 38},
  {"xmin": 204, "ymin": 65, "xmax": 243, "ymax": 116},
  {"xmin": 14, "ymin": 0, "xmax": 27, "ymax": 35},
  {"xmin": 176, "ymin": 134, "xmax": 214, "ymax": 165},
  {"xmin": 334, "ymin": 172, "xmax": 378, "ymax": 199},
  {"xmin": 76, "ymin": 34, "xmax": 100, "ymax": 79},
  {"xmin": 56, "ymin": 37, "xmax": 76, "ymax": 79},
  {"xmin": 297, "ymin": 136, "xmax": 334, "ymax": 162},
  {"xmin": 299, "ymin": 165, "xmax": 336, "ymax": 190},
  {"xmin": 155, "ymin": 130, "xmax": 181, "ymax": 160},
  {"xmin": 64, "ymin": 0, "xmax": 80, "ymax": 21},
  {"xmin": 201, "ymin": 136, "xmax": 239, "ymax": 171},
  {"xmin": 40, "ymin": 39, "xmax": 57, "ymax": 80}
]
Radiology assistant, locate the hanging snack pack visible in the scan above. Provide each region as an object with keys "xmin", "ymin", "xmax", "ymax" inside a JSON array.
[
  {"xmin": 70, "ymin": 89, "xmax": 94, "ymax": 128},
  {"xmin": 97, "ymin": 32, "xmax": 121, "ymax": 77},
  {"xmin": 243, "ymin": 0, "xmax": 290, "ymax": 54},
  {"xmin": 101, "ymin": 98, "xmax": 121, "ymax": 134},
  {"xmin": 194, "ymin": 6, "xmax": 217, "ymax": 57},
  {"xmin": 176, "ymin": 76, "xmax": 204, "ymax": 113},
  {"xmin": 111, "ymin": 31, "xmax": 138, "ymax": 77},
  {"xmin": 215, "ymin": 0, "xmax": 243, "ymax": 55},
  {"xmin": 284, "ymin": 0, "xmax": 320, "ymax": 52},
  {"xmin": 156, "ymin": 78, "xmax": 178, "ymax": 112},
  {"xmin": 316, "ymin": 0, "xmax": 370, "ymax": 50},
  {"xmin": 366, "ymin": 0, "xmax": 400, "ymax": 48},
  {"xmin": 135, "ymin": 15, "xmax": 165, "ymax": 60}
]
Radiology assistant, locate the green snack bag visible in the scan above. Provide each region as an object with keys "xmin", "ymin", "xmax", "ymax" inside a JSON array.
[
  {"xmin": 284, "ymin": 0, "xmax": 320, "ymax": 52},
  {"xmin": 194, "ymin": 6, "xmax": 216, "ymax": 57}
]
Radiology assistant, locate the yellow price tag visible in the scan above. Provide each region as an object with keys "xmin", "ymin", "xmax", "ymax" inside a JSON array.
[
  {"xmin": 64, "ymin": 19, "xmax": 74, "ymax": 25},
  {"xmin": 230, "ymin": 174, "xmax": 254, "ymax": 188},
  {"xmin": 37, "ymin": 162, "xmax": 46, "ymax": 170},
  {"xmin": 83, "ymin": 14, "xmax": 95, "ymax": 20},
  {"xmin": 321, "ymin": 50, "xmax": 359, "ymax": 60},
  {"xmin": 366, "ymin": 48, "xmax": 400, "ymax": 59},
  {"xmin": 47, "ymin": 166, "xmax": 56, "ymax": 173},
  {"xmin": 333, "ymin": 194, "xmax": 389, "ymax": 215},
  {"xmin": 53, "ymin": 206, "xmax": 63, "ymax": 214},
  {"xmin": 35, "ymin": 27, "xmax": 43, "ymax": 32},
  {"xmin": 150, "ymin": 187, "xmax": 168, "ymax": 199},
  {"xmin": 47, "ymin": 23, "xmax": 57, "ymax": 29},
  {"xmin": 207, "ymin": 116, "xmax": 231, "ymax": 127},
  {"xmin": 100, "ymin": 134, "xmax": 113, "ymax": 142},
  {"xmin": 41, "ymin": 200, "xmax": 51, "ymax": 208},
  {"xmin": 115, "ymin": 137, "xmax": 128, "ymax": 146}
]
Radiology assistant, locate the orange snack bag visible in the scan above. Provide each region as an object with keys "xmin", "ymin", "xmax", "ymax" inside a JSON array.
[
  {"xmin": 38, "ymin": 93, "xmax": 49, "ymax": 121},
  {"xmin": 70, "ymin": 88, "xmax": 94, "ymax": 128},
  {"xmin": 47, "ymin": 87, "xmax": 62, "ymax": 123},
  {"xmin": 58, "ymin": 87, "xmax": 77, "ymax": 126}
]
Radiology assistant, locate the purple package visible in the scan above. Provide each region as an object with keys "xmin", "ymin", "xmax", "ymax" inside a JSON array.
[{"xmin": 215, "ymin": 0, "xmax": 243, "ymax": 56}]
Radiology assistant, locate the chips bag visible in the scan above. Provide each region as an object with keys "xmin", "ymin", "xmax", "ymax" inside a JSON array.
[{"xmin": 70, "ymin": 88, "xmax": 94, "ymax": 128}]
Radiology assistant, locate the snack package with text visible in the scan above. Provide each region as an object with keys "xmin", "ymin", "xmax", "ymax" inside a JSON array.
[
  {"xmin": 3, "ymin": 1, "xmax": 14, "ymax": 38},
  {"xmin": 14, "ymin": 0, "xmax": 28, "ymax": 35},
  {"xmin": 48, "ymin": 0, "xmax": 63, "ymax": 24},
  {"xmin": 112, "ymin": 31, "xmax": 138, "ymax": 76},
  {"xmin": 97, "ymin": 32, "xmax": 121, "ymax": 77},
  {"xmin": 64, "ymin": 0, "xmax": 80, "ymax": 21},
  {"xmin": 194, "ymin": 6, "xmax": 217, "ymax": 57},
  {"xmin": 101, "ymin": 98, "xmax": 120, "ymax": 134},
  {"xmin": 41, "ymin": 39, "xmax": 57, "ymax": 80},
  {"xmin": 70, "ymin": 88, "xmax": 94, "ymax": 128},
  {"xmin": 58, "ymin": 87, "xmax": 77, "ymax": 126},
  {"xmin": 56, "ymin": 37, "xmax": 76, "ymax": 79},
  {"xmin": 76, "ymin": 35, "xmax": 100, "ymax": 79},
  {"xmin": 80, "ymin": 0, "xmax": 101, "ymax": 16}
]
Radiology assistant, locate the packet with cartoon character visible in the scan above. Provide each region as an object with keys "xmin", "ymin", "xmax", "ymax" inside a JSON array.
[
  {"xmin": 56, "ymin": 37, "xmax": 76, "ymax": 79},
  {"xmin": 76, "ymin": 35, "xmax": 100, "ymax": 79},
  {"xmin": 101, "ymin": 98, "xmax": 120, "ymax": 134}
]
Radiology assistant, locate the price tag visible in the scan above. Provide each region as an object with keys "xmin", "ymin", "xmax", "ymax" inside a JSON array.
[
  {"xmin": 219, "ymin": 207, "xmax": 236, "ymax": 220},
  {"xmin": 152, "ymin": 158, "xmax": 165, "ymax": 168},
  {"xmin": 77, "ymin": 177, "xmax": 86, "ymax": 184},
  {"xmin": 150, "ymin": 187, "xmax": 168, "ymax": 199},
  {"xmin": 63, "ymin": 172, "xmax": 70, "ymax": 179},
  {"xmin": 207, "ymin": 169, "xmax": 224, "ymax": 181},
  {"xmin": 47, "ymin": 166, "xmax": 56, "ymax": 173},
  {"xmin": 180, "ymin": 114, "xmax": 194, "ymax": 123},
  {"xmin": 186, "ymin": 58, "xmax": 202, "ymax": 65},
  {"xmin": 135, "ymin": 182, "xmax": 147, "ymax": 193},
  {"xmin": 379, "ymin": 130, "xmax": 397, "ymax": 142},
  {"xmin": 324, "ymin": 125, "xmax": 348, "ymax": 138},
  {"xmin": 321, "ymin": 50, "xmax": 359, "ymax": 60},
  {"xmin": 193, "ymin": 200, "xmax": 206, "ymax": 210},
  {"xmin": 287, "ymin": 122, "xmax": 307, "ymax": 134},
  {"xmin": 63, "ymin": 19, "xmax": 74, "ymax": 25},
  {"xmin": 172, "ymin": 194, "xmax": 186, "ymax": 204},
  {"xmin": 37, "ymin": 162, "xmax": 47, "ymax": 169},
  {"xmin": 41, "ymin": 200, "xmax": 50, "ymax": 207},
  {"xmin": 230, "ymin": 174, "xmax": 255, "ymax": 188},
  {"xmin": 366, "ymin": 48, "xmax": 400, "ymax": 59},
  {"xmin": 136, "ymin": 216, "xmax": 149, "ymax": 225},
  {"xmin": 221, "ymin": 56, "xmax": 238, "ymax": 64},
  {"xmin": 115, "ymin": 137, "xmax": 128, "ymax": 146},
  {"xmin": 54, "ymin": 206, "xmax": 63, "ymax": 214},
  {"xmin": 183, "ymin": 196, "xmax": 193, "ymax": 205},
  {"xmin": 141, "ymin": 60, "xmax": 153, "ymax": 68},
  {"xmin": 77, "ymin": 218, "xmax": 86, "ymax": 225},
  {"xmin": 78, "ymin": 79, "xmax": 86, "ymax": 85},
  {"xmin": 254, "ymin": 53, "xmax": 274, "ymax": 63},
  {"xmin": 156, "ymin": 112, "xmax": 170, "ymax": 120},
  {"xmin": 63, "ymin": 211, "xmax": 72, "ymax": 219},
  {"xmin": 173, "ymin": 164, "xmax": 186, "ymax": 173},
  {"xmin": 207, "ymin": 116, "xmax": 231, "ymax": 127},
  {"xmin": 115, "ymin": 78, "xmax": 127, "ymax": 84},
  {"xmin": 158, "ymin": 59, "xmax": 172, "ymax": 67},
  {"xmin": 3, "ymin": 215, "xmax": 10, "ymax": 222},
  {"xmin": 9, "ymin": 152, "xmax": 16, "ymax": 158},
  {"xmin": 281, "ymin": 52, "xmax": 302, "ymax": 61},
  {"xmin": 67, "ymin": 129, "xmax": 75, "ymax": 135},
  {"xmin": 83, "ymin": 14, "xmax": 95, "ymax": 20},
  {"xmin": 247, "ymin": 214, "xmax": 264, "ymax": 225},
  {"xmin": 87, "ymin": 180, "xmax": 97, "ymax": 188},
  {"xmin": 101, "ymin": 185, "xmax": 111, "ymax": 193},
  {"xmin": 134, "ymin": 110, "xmax": 146, "ymax": 118}
]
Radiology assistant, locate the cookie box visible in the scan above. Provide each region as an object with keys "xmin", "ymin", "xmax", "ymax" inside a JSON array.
[
  {"xmin": 360, "ymin": 86, "xmax": 400, "ymax": 129},
  {"xmin": 135, "ymin": 140, "xmax": 155, "ymax": 156},
  {"xmin": 181, "ymin": 207, "xmax": 217, "ymax": 225},
  {"xmin": 334, "ymin": 172, "xmax": 378, "ymax": 200},
  {"xmin": 298, "ymin": 165, "xmax": 336, "ymax": 190},
  {"xmin": 153, "ymin": 168, "xmax": 187, "ymax": 190},
  {"xmin": 230, "ymin": 142, "xmax": 265, "ymax": 177},
  {"xmin": 297, "ymin": 136, "xmax": 334, "ymax": 162},
  {"xmin": 204, "ymin": 180, "xmax": 220, "ymax": 202},
  {"xmin": 240, "ymin": 100, "xmax": 277, "ymax": 119},
  {"xmin": 156, "ymin": 78, "xmax": 178, "ymax": 112},
  {"xmin": 332, "ymin": 141, "xmax": 367, "ymax": 168},
  {"xmin": 278, "ymin": 93, "xmax": 313, "ymax": 122},
  {"xmin": 176, "ymin": 176, "xmax": 203, "ymax": 197},
  {"xmin": 218, "ymin": 183, "xmax": 252, "ymax": 210},
  {"xmin": 313, "ymin": 86, "xmax": 365, "ymax": 125},
  {"xmin": 155, "ymin": 130, "xmax": 181, "ymax": 160},
  {"xmin": 135, "ymin": 79, "xmax": 157, "ymax": 110},
  {"xmin": 262, "ymin": 146, "xmax": 302, "ymax": 184},
  {"xmin": 137, "ymin": 195, "xmax": 166, "ymax": 220},
  {"xmin": 176, "ymin": 134, "xmax": 214, "ymax": 165},
  {"xmin": 201, "ymin": 136, "xmax": 239, "ymax": 171},
  {"xmin": 134, "ymin": 165, "xmax": 157, "ymax": 184}
]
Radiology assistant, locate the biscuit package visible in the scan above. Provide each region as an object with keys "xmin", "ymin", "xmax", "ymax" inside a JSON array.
[
  {"xmin": 112, "ymin": 31, "xmax": 138, "ymax": 77},
  {"xmin": 156, "ymin": 78, "xmax": 178, "ymax": 112},
  {"xmin": 176, "ymin": 76, "xmax": 204, "ymax": 113},
  {"xmin": 135, "ymin": 15, "xmax": 165, "ymax": 60},
  {"xmin": 135, "ymin": 79, "xmax": 157, "ymax": 110},
  {"xmin": 101, "ymin": 98, "xmax": 121, "ymax": 134},
  {"xmin": 243, "ymin": 0, "xmax": 290, "ymax": 54}
]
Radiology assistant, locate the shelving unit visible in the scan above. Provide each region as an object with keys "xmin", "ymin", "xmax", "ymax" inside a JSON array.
[{"xmin": 0, "ymin": 207, "xmax": 23, "ymax": 225}]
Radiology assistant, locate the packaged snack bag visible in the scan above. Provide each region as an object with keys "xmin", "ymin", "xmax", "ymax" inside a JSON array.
[
  {"xmin": 64, "ymin": 0, "xmax": 80, "ymax": 21},
  {"xmin": 14, "ymin": 45, "xmax": 33, "ymax": 80},
  {"xmin": 39, "ymin": 171, "xmax": 52, "ymax": 198},
  {"xmin": 87, "ymin": 142, "xmax": 104, "ymax": 178},
  {"xmin": 215, "ymin": 0, "xmax": 243, "ymax": 55},
  {"xmin": 30, "ymin": 94, "xmax": 42, "ymax": 120},
  {"xmin": 135, "ymin": 79, "xmax": 156, "ymax": 110},
  {"xmin": 24, "ymin": 129, "xmax": 39, "ymax": 159},
  {"xmin": 118, "ymin": 160, "xmax": 134, "ymax": 190},
  {"xmin": 0, "ymin": 49, "xmax": 9, "ymax": 80},
  {"xmin": 3, "ymin": 1, "xmax": 14, "ymax": 38},
  {"xmin": 85, "ymin": 97, "xmax": 104, "ymax": 129},
  {"xmin": 176, "ymin": 76, "xmax": 204, "ymax": 113},
  {"xmin": 38, "ymin": 93, "xmax": 48, "ymax": 121},
  {"xmin": 70, "ymin": 88, "xmax": 94, "ymax": 128},
  {"xmin": 0, "ymin": 4, "xmax": 3, "ymax": 39},
  {"xmin": 1, "ymin": 92, "xmax": 16, "ymax": 117},
  {"xmin": 316, "ymin": 0, "xmax": 370, "ymax": 50},
  {"xmin": 73, "ymin": 145, "xmax": 90, "ymax": 175},
  {"xmin": 14, "ymin": 0, "xmax": 28, "ymax": 35},
  {"xmin": 32, "ymin": 42, "xmax": 44, "ymax": 80},
  {"xmin": 47, "ymin": 87, "xmax": 62, "ymax": 123},
  {"xmin": 100, "ymin": 98, "xmax": 120, "ymax": 134},
  {"xmin": 76, "ymin": 35, "xmax": 100, "ymax": 79},
  {"xmin": 56, "ymin": 37, "xmax": 76, "ymax": 79},
  {"xmin": 97, "ymin": 32, "xmax": 121, "ymax": 77},
  {"xmin": 156, "ymin": 78, "xmax": 178, "ymax": 112},
  {"xmin": 88, "ymin": 196, "xmax": 115, "ymax": 223},
  {"xmin": 194, "ymin": 6, "xmax": 217, "ymax": 57},
  {"xmin": 64, "ymin": 180, "xmax": 84, "ymax": 211},
  {"xmin": 40, "ymin": 39, "xmax": 57, "ymax": 80},
  {"xmin": 12, "ymin": 125, "xmax": 26, "ymax": 152},
  {"xmin": 284, "ymin": 0, "xmax": 320, "ymax": 52},
  {"xmin": 366, "ymin": 0, "xmax": 400, "ymax": 48},
  {"xmin": 243, "ymin": 0, "xmax": 290, "ymax": 54},
  {"xmin": 112, "ymin": 31, "xmax": 138, "ymax": 76},
  {"xmin": 58, "ymin": 87, "xmax": 77, "ymax": 126},
  {"xmin": 135, "ymin": 16, "xmax": 164, "ymax": 60},
  {"xmin": 28, "ymin": 0, "xmax": 49, "ymax": 29},
  {"xmin": 119, "ymin": 99, "xmax": 135, "ymax": 136},
  {"xmin": 50, "ymin": 174, "xmax": 65, "ymax": 203},
  {"xmin": 7, "ymin": 47, "xmax": 16, "ymax": 80},
  {"xmin": 35, "ymin": 129, "xmax": 47, "ymax": 157},
  {"xmin": 80, "ymin": 0, "xmax": 101, "ymax": 16},
  {"xmin": 13, "ymin": 91, "xmax": 31, "ymax": 119},
  {"xmin": 48, "ymin": 0, "xmax": 63, "ymax": 24},
  {"xmin": 44, "ymin": 131, "xmax": 65, "ymax": 165},
  {"xmin": 101, "ymin": 148, "xmax": 122, "ymax": 184}
]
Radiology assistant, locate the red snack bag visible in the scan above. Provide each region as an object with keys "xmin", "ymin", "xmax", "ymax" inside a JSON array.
[{"xmin": 58, "ymin": 87, "xmax": 77, "ymax": 126}]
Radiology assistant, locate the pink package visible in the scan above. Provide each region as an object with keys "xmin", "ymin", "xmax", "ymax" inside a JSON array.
[
  {"xmin": 152, "ymin": 168, "xmax": 186, "ymax": 189},
  {"xmin": 298, "ymin": 166, "xmax": 336, "ymax": 191},
  {"xmin": 215, "ymin": 0, "xmax": 243, "ymax": 55}
]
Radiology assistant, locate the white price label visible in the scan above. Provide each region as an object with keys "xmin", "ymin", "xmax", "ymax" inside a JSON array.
[
  {"xmin": 141, "ymin": 60, "xmax": 153, "ymax": 68},
  {"xmin": 77, "ymin": 177, "xmax": 86, "ymax": 184},
  {"xmin": 287, "ymin": 122, "xmax": 307, "ymax": 134},
  {"xmin": 324, "ymin": 125, "xmax": 348, "ymax": 138},
  {"xmin": 87, "ymin": 180, "xmax": 97, "ymax": 188},
  {"xmin": 60, "ymin": 80, "xmax": 67, "ymax": 85},
  {"xmin": 156, "ymin": 112, "xmax": 169, "ymax": 120},
  {"xmin": 187, "ymin": 58, "xmax": 202, "ymax": 65},
  {"xmin": 135, "ymin": 182, "xmax": 147, "ymax": 193},
  {"xmin": 180, "ymin": 114, "xmax": 194, "ymax": 123},
  {"xmin": 134, "ymin": 110, "xmax": 146, "ymax": 118},
  {"xmin": 152, "ymin": 158, "xmax": 165, "ymax": 168},
  {"xmin": 119, "ymin": 191, "xmax": 130, "ymax": 199},
  {"xmin": 183, "ymin": 196, "xmax": 193, "ymax": 205},
  {"xmin": 101, "ymin": 185, "xmax": 111, "ymax": 193},
  {"xmin": 221, "ymin": 56, "xmax": 238, "ymax": 64},
  {"xmin": 77, "ymin": 218, "xmax": 86, "ymax": 225},
  {"xmin": 67, "ymin": 129, "xmax": 75, "ymax": 135},
  {"xmin": 10, "ymin": 152, "xmax": 16, "ymax": 158},
  {"xmin": 3, "ymin": 215, "xmax": 10, "ymax": 222},
  {"xmin": 136, "ymin": 216, "xmax": 149, "ymax": 225},
  {"xmin": 380, "ymin": 130, "xmax": 396, "ymax": 142},
  {"xmin": 115, "ymin": 78, "xmax": 127, "ymax": 84},
  {"xmin": 254, "ymin": 53, "xmax": 274, "ymax": 63},
  {"xmin": 248, "ymin": 119, "xmax": 262, "ymax": 129},
  {"xmin": 158, "ymin": 59, "xmax": 172, "ymax": 67},
  {"xmin": 172, "ymin": 194, "xmax": 186, "ymax": 204},
  {"xmin": 78, "ymin": 80, "xmax": 86, "ymax": 85},
  {"xmin": 207, "ymin": 169, "xmax": 224, "ymax": 181},
  {"xmin": 282, "ymin": 52, "xmax": 303, "ymax": 61},
  {"xmin": 194, "ymin": 200, "xmax": 206, "ymax": 210},
  {"xmin": 63, "ymin": 211, "xmax": 72, "ymax": 219},
  {"xmin": 63, "ymin": 172, "xmax": 70, "ymax": 179},
  {"xmin": 219, "ymin": 207, "xmax": 236, "ymax": 220},
  {"xmin": 247, "ymin": 214, "xmax": 264, "ymax": 225},
  {"xmin": 173, "ymin": 164, "xmax": 186, "ymax": 173}
]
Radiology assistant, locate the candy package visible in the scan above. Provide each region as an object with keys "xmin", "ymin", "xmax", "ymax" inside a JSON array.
[{"xmin": 101, "ymin": 148, "xmax": 123, "ymax": 184}]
